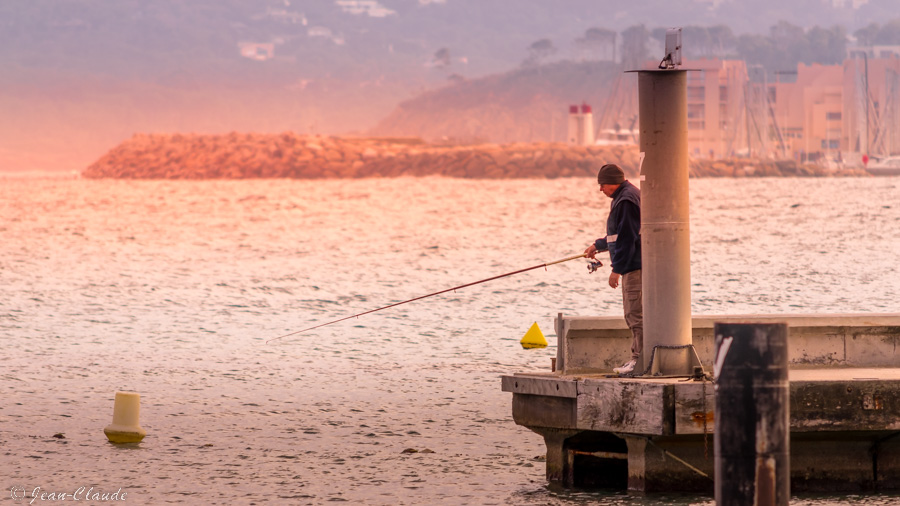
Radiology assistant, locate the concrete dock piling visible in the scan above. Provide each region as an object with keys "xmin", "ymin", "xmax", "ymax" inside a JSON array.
[
  {"xmin": 504, "ymin": 313, "xmax": 900, "ymax": 493},
  {"xmin": 714, "ymin": 323, "xmax": 790, "ymax": 505}
]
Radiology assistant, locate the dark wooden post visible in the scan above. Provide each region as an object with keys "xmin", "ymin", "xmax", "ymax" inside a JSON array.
[
  {"xmin": 714, "ymin": 323, "xmax": 790, "ymax": 506},
  {"xmin": 556, "ymin": 312, "xmax": 565, "ymax": 372}
]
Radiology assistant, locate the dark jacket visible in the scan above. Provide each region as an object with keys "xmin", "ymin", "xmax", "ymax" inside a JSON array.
[{"xmin": 593, "ymin": 180, "xmax": 641, "ymax": 275}]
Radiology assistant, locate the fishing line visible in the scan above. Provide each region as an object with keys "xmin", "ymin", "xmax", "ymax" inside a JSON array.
[{"xmin": 266, "ymin": 253, "xmax": 592, "ymax": 343}]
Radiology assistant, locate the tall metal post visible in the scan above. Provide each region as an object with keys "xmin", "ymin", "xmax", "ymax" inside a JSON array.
[
  {"xmin": 714, "ymin": 323, "xmax": 790, "ymax": 506},
  {"xmin": 636, "ymin": 69, "xmax": 692, "ymax": 374}
]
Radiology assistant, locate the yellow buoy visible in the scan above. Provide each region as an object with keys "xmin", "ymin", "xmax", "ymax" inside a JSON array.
[
  {"xmin": 104, "ymin": 391, "xmax": 147, "ymax": 444},
  {"xmin": 520, "ymin": 322, "xmax": 548, "ymax": 349}
]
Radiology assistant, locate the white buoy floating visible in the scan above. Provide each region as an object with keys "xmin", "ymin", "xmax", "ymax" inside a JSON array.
[{"xmin": 103, "ymin": 391, "xmax": 147, "ymax": 443}]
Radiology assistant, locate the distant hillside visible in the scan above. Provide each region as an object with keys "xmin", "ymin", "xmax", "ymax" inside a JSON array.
[
  {"xmin": 371, "ymin": 61, "xmax": 625, "ymax": 143},
  {"xmin": 3, "ymin": 1, "xmax": 895, "ymax": 80},
  {"xmin": 3, "ymin": 0, "xmax": 898, "ymax": 171}
]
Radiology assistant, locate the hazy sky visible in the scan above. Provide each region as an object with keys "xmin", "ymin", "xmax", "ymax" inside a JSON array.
[{"xmin": 2, "ymin": 0, "xmax": 897, "ymax": 172}]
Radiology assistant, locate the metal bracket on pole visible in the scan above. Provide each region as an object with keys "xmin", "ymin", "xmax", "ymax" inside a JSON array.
[{"xmin": 637, "ymin": 344, "xmax": 705, "ymax": 377}]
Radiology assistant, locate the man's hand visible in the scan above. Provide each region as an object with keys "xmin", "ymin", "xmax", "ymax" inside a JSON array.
[
  {"xmin": 608, "ymin": 272, "xmax": 620, "ymax": 289},
  {"xmin": 584, "ymin": 244, "xmax": 597, "ymax": 259}
]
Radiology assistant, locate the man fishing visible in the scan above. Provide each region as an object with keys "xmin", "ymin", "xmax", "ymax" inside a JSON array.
[
  {"xmin": 583, "ymin": 163, "xmax": 643, "ymax": 375},
  {"xmin": 269, "ymin": 164, "xmax": 641, "ymax": 347}
]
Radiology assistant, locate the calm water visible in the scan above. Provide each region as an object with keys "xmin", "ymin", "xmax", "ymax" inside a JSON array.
[{"xmin": 2, "ymin": 175, "xmax": 899, "ymax": 505}]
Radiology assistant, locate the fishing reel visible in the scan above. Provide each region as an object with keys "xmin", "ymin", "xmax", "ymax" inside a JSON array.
[{"xmin": 587, "ymin": 259, "xmax": 603, "ymax": 274}]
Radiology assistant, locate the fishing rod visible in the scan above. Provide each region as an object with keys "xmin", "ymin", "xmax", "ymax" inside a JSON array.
[{"xmin": 266, "ymin": 253, "xmax": 594, "ymax": 343}]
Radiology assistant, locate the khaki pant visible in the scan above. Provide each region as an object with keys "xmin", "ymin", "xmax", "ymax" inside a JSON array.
[{"xmin": 622, "ymin": 269, "xmax": 643, "ymax": 360}]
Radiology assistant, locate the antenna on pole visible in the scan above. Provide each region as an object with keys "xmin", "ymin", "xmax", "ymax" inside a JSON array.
[{"xmin": 659, "ymin": 28, "xmax": 683, "ymax": 69}]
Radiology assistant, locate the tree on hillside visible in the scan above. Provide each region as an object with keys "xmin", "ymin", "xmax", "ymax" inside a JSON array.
[
  {"xmin": 708, "ymin": 25, "xmax": 736, "ymax": 56},
  {"xmin": 806, "ymin": 25, "xmax": 846, "ymax": 65},
  {"xmin": 854, "ymin": 23, "xmax": 880, "ymax": 46},
  {"xmin": 735, "ymin": 33, "xmax": 777, "ymax": 69},
  {"xmin": 735, "ymin": 21, "xmax": 847, "ymax": 74},
  {"xmin": 575, "ymin": 27, "xmax": 616, "ymax": 62},
  {"xmin": 854, "ymin": 19, "xmax": 900, "ymax": 45},
  {"xmin": 769, "ymin": 21, "xmax": 806, "ymax": 56},
  {"xmin": 876, "ymin": 19, "xmax": 900, "ymax": 44},
  {"xmin": 522, "ymin": 38, "xmax": 557, "ymax": 66},
  {"xmin": 684, "ymin": 26, "xmax": 713, "ymax": 57},
  {"xmin": 620, "ymin": 25, "xmax": 649, "ymax": 69},
  {"xmin": 433, "ymin": 47, "xmax": 451, "ymax": 68}
]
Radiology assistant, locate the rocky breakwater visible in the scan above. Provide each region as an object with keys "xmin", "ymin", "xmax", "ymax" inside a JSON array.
[
  {"xmin": 82, "ymin": 133, "xmax": 869, "ymax": 179},
  {"xmin": 81, "ymin": 133, "xmax": 642, "ymax": 179},
  {"xmin": 689, "ymin": 157, "xmax": 868, "ymax": 177}
]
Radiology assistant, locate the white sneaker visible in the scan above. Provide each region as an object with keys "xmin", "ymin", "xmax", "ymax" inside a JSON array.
[{"xmin": 613, "ymin": 359, "xmax": 637, "ymax": 375}]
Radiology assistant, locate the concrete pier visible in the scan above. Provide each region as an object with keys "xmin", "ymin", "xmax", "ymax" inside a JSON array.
[{"xmin": 502, "ymin": 313, "xmax": 900, "ymax": 493}]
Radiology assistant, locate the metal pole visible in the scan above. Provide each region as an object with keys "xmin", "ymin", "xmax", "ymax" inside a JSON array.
[
  {"xmin": 864, "ymin": 53, "xmax": 870, "ymax": 158},
  {"xmin": 714, "ymin": 322, "xmax": 790, "ymax": 506},
  {"xmin": 636, "ymin": 69, "xmax": 692, "ymax": 373}
]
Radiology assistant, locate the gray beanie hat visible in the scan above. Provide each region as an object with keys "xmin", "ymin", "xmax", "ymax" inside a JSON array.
[{"xmin": 597, "ymin": 163, "xmax": 625, "ymax": 185}]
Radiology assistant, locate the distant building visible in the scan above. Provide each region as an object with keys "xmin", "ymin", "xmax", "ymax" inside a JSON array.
[
  {"xmin": 682, "ymin": 58, "xmax": 750, "ymax": 159},
  {"xmin": 769, "ymin": 63, "xmax": 843, "ymax": 162},
  {"xmin": 650, "ymin": 52, "xmax": 900, "ymax": 164},
  {"xmin": 567, "ymin": 103, "xmax": 594, "ymax": 146},
  {"xmin": 335, "ymin": 0, "xmax": 396, "ymax": 17},
  {"xmin": 830, "ymin": 0, "xmax": 869, "ymax": 7},
  {"xmin": 307, "ymin": 26, "xmax": 333, "ymax": 39},
  {"xmin": 238, "ymin": 42, "xmax": 275, "ymax": 61},
  {"xmin": 259, "ymin": 7, "xmax": 307, "ymax": 24},
  {"xmin": 847, "ymin": 45, "xmax": 900, "ymax": 59}
]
